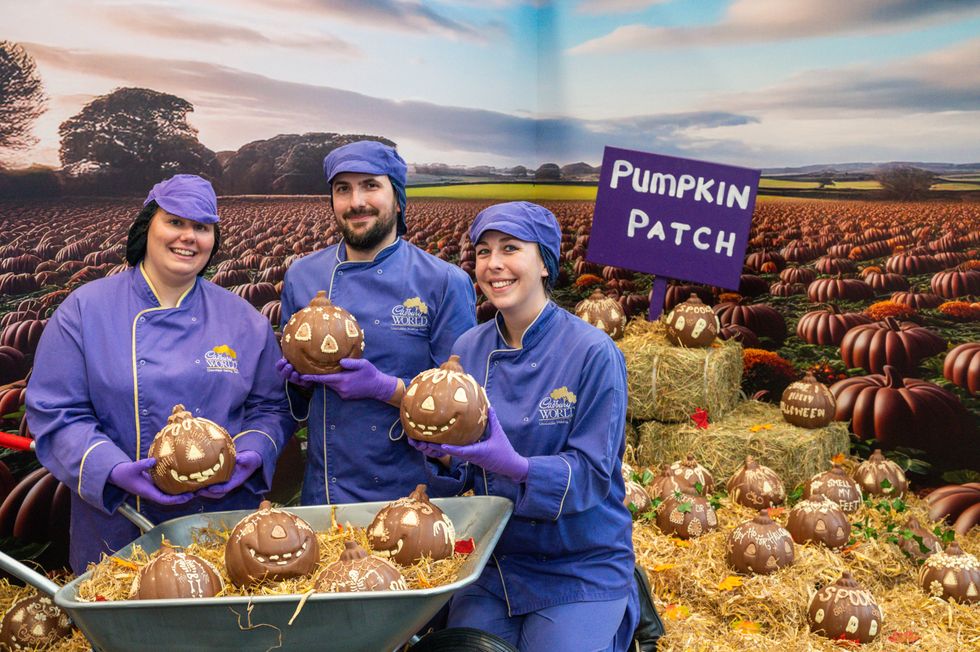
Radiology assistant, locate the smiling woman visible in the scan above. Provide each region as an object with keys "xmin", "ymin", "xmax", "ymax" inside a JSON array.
[{"xmin": 25, "ymin": 174, "xmax": 295, "ymax": 574}]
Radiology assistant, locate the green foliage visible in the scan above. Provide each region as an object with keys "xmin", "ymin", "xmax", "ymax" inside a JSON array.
[{"xmin": 0, "ymin": 41, "xmax": 47, "ymax": 158}]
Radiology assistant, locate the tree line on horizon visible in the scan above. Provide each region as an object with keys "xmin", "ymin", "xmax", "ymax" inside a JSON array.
[{"xmin": 0, "ymin": 40, "xmax": 944, "ymax": 201}]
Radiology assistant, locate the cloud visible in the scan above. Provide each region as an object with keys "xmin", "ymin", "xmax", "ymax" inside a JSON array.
[
  {"xmin": 23, "ymin": 43, "xmax": 757, "ymax": 164},
  {"xmin": 248, "ymin": 0, "xmax": 498, "ymax": 43},
  {"xmin": 723, "ymin": 37, "xmax": 980, "ymax": 115},
  {"xmin": 569, "ymin": 0, "xmax": 980, "ymax": 53},
  {"xmin": 576, "ymin": 0, "xmax": 670, "ymax": 15},
  {"xmin": 102, "ymin": 5, "xmax": 360, "ymax": 55}
]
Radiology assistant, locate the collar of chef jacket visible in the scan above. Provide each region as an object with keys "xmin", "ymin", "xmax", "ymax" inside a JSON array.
[
  {"xmin": 334, "ymin": 236, "xmax": 403, "ymax": 265},
  {"xmin": 490, "ymin": 300, "xmax": 560, "ymax": 351}
]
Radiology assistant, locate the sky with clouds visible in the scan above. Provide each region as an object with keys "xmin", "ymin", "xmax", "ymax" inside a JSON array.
[{"xmin": 5, "ymin": 0, "xmax": 980, "ymax": 169}]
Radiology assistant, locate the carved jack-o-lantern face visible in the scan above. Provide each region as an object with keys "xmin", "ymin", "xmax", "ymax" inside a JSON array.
[
  {"xmin": 281, "ymin": 291, "xmax": 364, "ymax": 375},
  {"xmin": 315, "ymin": 541, "xmax": 408, "ymax": 593},
  {"xmin": 368, "ymin": 484, "xmax": 455, "ymax": 565},
  {"xmin": 401, "ymin": 356, "xmax": 489, "ymax": 446},
  {"xmin": 0, "ymin": 595, "xmax": 73, "ymax": 651},
  {"xmin": 224, "ymin": 500, "xmax": 319, "ymax": 587},
  {"xmin": 574, "ymin": 290, "xmax": 626, "ymax": 340},
  {"xmin": 148, "ymin": 404, "xmax": 236, "ymax": 494},
  {"xmin": 807, "ymin": 572, "xmax": 882, "ymax": 644},
  {"xmin": 130, "ymin": 549, "xmax": 224, "ymax": 600},
  {"xmin": 664, "ymin": 294, "xmax": 719, "ymax": 348}
]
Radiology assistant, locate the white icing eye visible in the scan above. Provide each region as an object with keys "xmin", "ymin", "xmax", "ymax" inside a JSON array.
[
  {"xmin": 321, "ymin": 334, "xmax": 339, "ymax": 354},
  {"xmin": 185, "ymin": 443, "xmax": 204, "ymax": 461},
  {"xmin": 845, "ymin": 616, "xmax": 859, "ymax": 633},
  {"xmin": 295, "ymin": 323, "xmax": 312, "ymax": 341},
  {"xmin": 420, "ymin": 396, "xmax": 436, "ymax": 412},
  {"xmin": 401, "ymin": 511, "xmax": 419, "ymax": 527},
  {"xmin": 453, "ymin": 387, "xmax": 469, "ymax": 403},
  {"xmin": 345, "ymin": 320, "xmax": 359, "ymax": 338},
  {"xmin": 596, "ymin": 319, "xmax": 606, "ymax": 331},
  {"xmin": 405, "ymin": 384, "xmax": 418, "ymax": 397},
  {"xmin": 675, "ymin": 315, "xmax": 686, "ymax": 331}
]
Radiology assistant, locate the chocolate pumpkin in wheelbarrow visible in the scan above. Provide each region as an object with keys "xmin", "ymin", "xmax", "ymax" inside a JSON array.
[
  {"xmin": 131, "ymin": 549, "xmax": 224, "ymax": 600},
  {"xmin": 367, "ymin": 484, "xmax": 455, "ymax": 565},
  {"xmin": 314, "ymin": 541, "xmax": 407, "ymax": 593},
  {"xmin": 224, "ymin": 500, "xmax": 319, "ymax": 587}
]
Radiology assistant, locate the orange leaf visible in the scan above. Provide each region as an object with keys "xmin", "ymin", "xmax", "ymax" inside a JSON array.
[
  {"xmin": 887, "ymin": 631, "xmax": 922, "ymax": 644},
  {"xmin": 664, "ymin": 604, "xmax": 690, "ymax": 621},
  {"xmin": 717, "ymin": 575, "xmax": 743, "ymax": 592},
  {"xmin": 670, "ymin": 537, "xmax": 692, "ymax": 548},
  {"xmin": 831, "ymin": 453, "xmax": 847, "ymax": 465},
  {"xmin": 652, "ymin": 563, "xmax": 676, "ymax": 572},
  {"xmin": 109, "ymin": 557, "xmax": 139, "ymax": 571},
  {"xmin": 767, "ymin": 507, "xmax": 785, "ymax": 518},
  {"xmin": 731, "ymin": 620, "xmax": 760, "ymax": 634}
]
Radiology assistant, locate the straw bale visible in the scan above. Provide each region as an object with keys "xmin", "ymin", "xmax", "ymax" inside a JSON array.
[
  {"xmin": 634, "ymin": 485, "xmax": 980, "ymax": 651},
  {"xmin": 617, "ymin": 320, "xmax": 743, "ymax": 423},
  {"xmin": 636, "ymin": 400, "xmax": 849, "ymax": 490}
]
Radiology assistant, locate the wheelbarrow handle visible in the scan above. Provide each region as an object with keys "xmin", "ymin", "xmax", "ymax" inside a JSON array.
[
  {"xmin": 118, "ymin": 502, "xmax": 156, "ymax": 533},
  {"xmin": 0, "ymin": 431, "xmax": 35, "ymax": 451},
  {"xmin": 0, "ymin": 549, "xmax": 61, "ymax": 598}
]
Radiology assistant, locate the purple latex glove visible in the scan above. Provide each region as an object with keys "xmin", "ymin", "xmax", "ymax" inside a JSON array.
[
  {"xmin": 108, "ymin": 458, "xmax": 194, "ymax": 506},
  {"xmin": 195, "ymin": 450, "xmax": 262, "ymax": 500},
  {"xmin": 407, "ymin": 436, "xmax": 451, "ymax": 460},
  {"xmin": 299, "ymin": 358, "xmax": 398, "ymax": 403},
  {"xmin": 276, "ymin": 357, "xmax": 313, "ymax": 390},
  {"xmin": 438, "ymin": 407, "xmax": 529, "ymax": 482}
]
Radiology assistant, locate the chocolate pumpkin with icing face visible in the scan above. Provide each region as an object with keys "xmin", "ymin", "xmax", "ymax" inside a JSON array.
[
  {"xmin": 148, "ymin": 404, "xmax": 236, "ymax": 494},
  {"xmin": 224, "ymin": 500, "xmax": 319, "ymax": 587},
  {"xmin": 367, "ymin": 484, "xmax": 455, "ymax": 566},
  {"xmin": 786, "ymin": 496, "xmax": 851, "ymax": 549},
  {"xmin": 281, "ymin": 291, "xmax": 364, "ymax": 375},
  {"xmin": 807, "ymin": 572, "xmax": 882, "ymax": 644},
  {"xmin": 401, "ymin": 356, "xmax": 489, "ymax": 446},
  {"xmin": 315, "ymin": 541, "xmax": 408, "ymax": 593}
]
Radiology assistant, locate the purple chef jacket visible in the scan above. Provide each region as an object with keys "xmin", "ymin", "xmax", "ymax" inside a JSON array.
[
  {"xmin": 425, "ymin": 301, "xmax": 637, "ymax": 617},
  {"xmin": 280, "ymin": 238, "xmax": 476, "ymax": 505},
  {"xmin": 26, "ymin": 266, "xmax": 294, "ymax": 574}
]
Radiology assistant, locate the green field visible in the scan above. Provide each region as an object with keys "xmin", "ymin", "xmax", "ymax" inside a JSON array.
[
  {"xmin": 407, "ymin": 183, "xmax": 597, "ymax": 200},
  {"xmin": 757, "ymin": 178, "xmax": 822, "ymax": 189}
]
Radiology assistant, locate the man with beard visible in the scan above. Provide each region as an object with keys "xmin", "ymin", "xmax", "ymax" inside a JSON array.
[{"xmin": 278, "ymin": 140, "xmax": 476, "ymax": 505}]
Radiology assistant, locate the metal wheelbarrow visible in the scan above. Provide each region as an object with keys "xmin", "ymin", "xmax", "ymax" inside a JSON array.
[{"xmin": 0, "ymin": 496, "xmax": 513, "ymax": 652}]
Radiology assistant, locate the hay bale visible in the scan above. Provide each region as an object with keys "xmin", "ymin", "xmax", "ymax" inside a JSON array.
[
  {"xmin": 617, "ymin": 320, "xmax": 742, "ymax": 423},
  {"xmin": 635, "ymin": 400, "xmax": 849, "ymax": 490}
]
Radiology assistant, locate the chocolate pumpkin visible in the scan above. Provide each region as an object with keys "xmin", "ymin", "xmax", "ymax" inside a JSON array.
[
  {"xmin": 896, "ymin": 517, "xmax": 941, "ymax": 562},
  {"xmin": 148, "ymin": 404, "xmax": 235, "ymax": 494},
  {"xmin": 853, "ymin": 449, "xmax": 908, "ymax": 498},
  {"xmin": 786, "ymin": 496, "xmax": 851, "ymax": 549},
  {"xmin": 624, "ymin": 480, "xmax": 652, "ymax": 515},
  {"xmin": 655, "ymin": 488, "xmax": 717, "ymax": 539},
  {"xmin": 726, "ymin": 457, "xmax": 785, "ymax": 509},
  {"xmin": 804, "ymin": 464, "xmax": 863, "ymax": 514},
  {"xmin": 224, "ymin": 500, "xmax": 319, "ymax": 587},
  {"xmin": 367, "ymin": 484, "xmax": 455, "ymax": 565},
  {"xmin": 130, "ymin": 549, "xmax": 223, "ymax": 599},
  {"xmin": 0, "ymin": 594, "xmax": 73, "ymax": 651},
  {"xmin": 315, "ymin": 541, "xmax": 407, "ymax": 593},
  {"xmin": 401, "ymin": 356, "xmax": 489, "ymax": 446},
  {"xmin": 779, "ymin": 373, "xmax": 836, "ymax": 429},
  {"xmin": 667, "ymin": 454, "xmax": 715, "ymax": 495},
  {"xmin": 281, "ymin": 291, "xmax": 364, "ymax": 375},
  {"xmin": 574, "ymin": 290, "xmax": 626, "ymax": 340},
  {"xmin": 726, "ymin": 510, "xmax": 795, "ymax": 575},
  {"xmin": 807, "ymin": 572, "xmax": 882, "ymax": 644},
  {"xmin": 664, "ymin": 294, "xmax": 719, "ymax": 348},
  {"xmin": 918, "ymin": 541, "xmax": 980, "ymax": 604}
]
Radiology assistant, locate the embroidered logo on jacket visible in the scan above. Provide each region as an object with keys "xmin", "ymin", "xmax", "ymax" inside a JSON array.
[
  {"xmin": 205, "ymin": 344, "xmax": 239, "ymax": 374},
  {"xmin": 538, "ymin": 386, "xmax": 576, "ymax": 425},
  {"xmin": 390, "ymin": 297, "xmax": 429, "ymax": 332}
]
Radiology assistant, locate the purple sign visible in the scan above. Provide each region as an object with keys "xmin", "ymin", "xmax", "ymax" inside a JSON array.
[{"xmin": 587, "ymin": 147, "xmax": 759, "ymax": 291}]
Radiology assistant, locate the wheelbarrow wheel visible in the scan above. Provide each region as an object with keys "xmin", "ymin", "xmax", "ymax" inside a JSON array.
[{"xmin": 410, "ymin": 627, "xmax": 517, "ymax": 652}]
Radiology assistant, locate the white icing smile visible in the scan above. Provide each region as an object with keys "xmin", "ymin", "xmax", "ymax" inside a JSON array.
[
  {"xmin": 170, "ymin": 453, "xmax": 225, "ymax": 483},
  {"xmin": 248, "ymin": 540, "xmax": 309, "ymax": 565}
]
